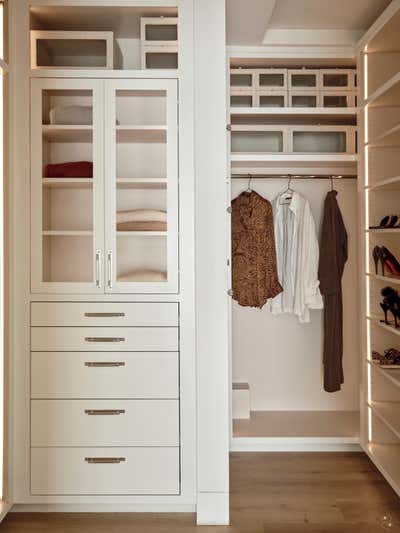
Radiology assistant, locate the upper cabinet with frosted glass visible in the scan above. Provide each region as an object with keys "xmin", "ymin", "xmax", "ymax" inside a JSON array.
[
  {"xmin": 31, "ymin": 78, "xmax": 178, "ymax": 294},
  {"xmin": 29, "ymin": 5, "xmax": 179, "ymax": 72}
]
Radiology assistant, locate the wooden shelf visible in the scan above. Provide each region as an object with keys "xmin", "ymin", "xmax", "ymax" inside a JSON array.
[
  {"xmin": 367, "ymin": 123, "xmax": 400, "ymax": 147},
  {"xmin": 42, "ymin": 125, "xmax": 92, "ymax": 143},
  {"xmin": 367, "ymin": 315, "xmax": 400, "ymax": 336},
  {"xmin": 366, "ymin": 443, "xmax": 400, "ymax": 497},
  {"xmin": 366, "ymin": 71, "xmax": 400, "ymax": 107},
  {"xmin": 367, "ymin": 359, "xmax": 400, "ymax": 389},
  {"xmin": 116, "ymin": 127, "xmax": 166, "ymax": 143},
  {"xmin": 42, "ymin": 178, "xmax": 93, "ymax": 189},
  {"xmin": 116, "ymin": 178, "xmax": 167, "ymax": 190},
  {"xmin": 369, "ymin": 401, "xmax": 400, "ymax": 439},
  {"xmin": 367, "ymin": 176, "xmax": 400, "ymax": 191},
  {"xmin": 230, "ymin": 107, "xmax": 358, "ymax": 118},
  {"xmin": 42, "ymin": 230, "xmax": 93, "ymax": 236},
  {"xmin": 116, "ymin": 231, "xmax": 167, "ymax": 237},
  {"xmin": 367, "ymin": 273, "xmax": 400, "ymax": 285}
]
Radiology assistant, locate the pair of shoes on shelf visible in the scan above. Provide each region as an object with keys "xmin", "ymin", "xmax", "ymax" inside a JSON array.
[
  {"xmin": 370, "ymin": 215, "xmax": 400, "ymax": 229},
  {"xmin": 372, "ymin": 348, "xmax": 400, "ymax": 366},
  {"xmin": 380, "ymin": 286, "xmax": 400, "ymax": 328},
  {"xmin": 372, "ymin": 246, "xmax": 400, "ymax": 276}
]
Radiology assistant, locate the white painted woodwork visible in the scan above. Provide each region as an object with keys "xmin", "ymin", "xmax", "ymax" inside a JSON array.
[
  {"xmin": 31, "ymin": 326, "xmax": 178, "ymax": 352},
  {"xmin": 319, "ymin": 69, "xmax": 356, "ymax": 91},
  {"xmin": 232, "ymin": 383, "xmax": 250, "ymax": 420},
  {"xmin": 31, "ymin": 352, "xmax": 179, "ymax": 400},
  {"xmin": 31, "ymin": 447, "xmax": 180, "ymax": 495},
  {"xmin": 30, "ymin": 31, "xmax": 114, "ymax": 70},
  {"xmin": 140, "ymin": 17, "xmax": 178, "ymax": 69},
  {"xmin": 31, "ymin": 302, "xmax": 178, "ymax": 327},
  {"xmin": 31, "ymin": 400, "xmax": 179, "ymax": 447}
]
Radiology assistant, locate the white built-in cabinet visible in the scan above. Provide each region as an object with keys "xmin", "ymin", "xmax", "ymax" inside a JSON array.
[{"xmin": 31, "ymin": 78, "xmax": 178, "ymax": 294}]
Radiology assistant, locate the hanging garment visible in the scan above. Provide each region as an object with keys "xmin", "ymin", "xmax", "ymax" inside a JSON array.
[
  {"xmin": 318, "ymin": 190, "xmax": 348, "ymax": 393},
  {"xmin": 270, "ymin": 191, "xmax": 323, "ymax": 323},
  {"xmin": 231, "ymin": 190, "xmax": 282, "ymax": 308}
]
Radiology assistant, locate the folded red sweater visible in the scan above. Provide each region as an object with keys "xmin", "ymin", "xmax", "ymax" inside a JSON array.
[{"xmin": 44, "ymin": 161, "xmax": 93, "ymax": 178}]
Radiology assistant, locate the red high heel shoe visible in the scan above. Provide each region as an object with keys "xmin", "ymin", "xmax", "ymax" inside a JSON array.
[{"xmin": 382, "ymin": 247, "xmax": 400, "ymax": 277}]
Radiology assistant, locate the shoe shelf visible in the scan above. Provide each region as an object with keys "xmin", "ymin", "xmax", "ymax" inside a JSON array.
[
  {"xmin": 365, "ymin": 443, "xmax": 400, "ymax": 498},
  {"xmin": 367, "ymin": 359, "xmax": 400, "ymax": 390},
  {"xmin": 366, "ymin": 123, "xmax": 400, "ymax": 147},
  {"xmin": 368, "ymin": 228, "xmax": 400, "ymax": 234},
  {"xmin": 367, "ymin": 273, "xmax": 400, "ymax": 286},
  {"xmin": 365, "ymin": 71, "xmax": 400, "ymax": 107},
  {"xmin": 369, "ymin": 401, "xmax": 400, "ymax": 440},
  {"xmin": 367, "ymin": 315, "xmax": 400, "ymax": 337},
  {"xmin": 366, "ymin": 176, "xmax": 400, "ymax": 191}
]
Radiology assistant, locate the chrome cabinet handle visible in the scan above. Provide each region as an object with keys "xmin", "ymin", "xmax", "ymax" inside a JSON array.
[
  {"xmin": 84, "ymin": 361, "xmax": 125, "ymax": 367},
  {"xmin": 84, "ymin": 337, "xmax": 125, "ymax": 343},
  {"xmin": 107, "ymin": 250, "xmax": 113, "ymax": 289},
  {"xmin": 84, "ymin": 312, "xmax": 125, "ymax": 318},
  {"xmin": 95, "ymin": 250, "xmax": 101, "ymax": 288},
  {"xmin": 85, "ymin": 409, "xmax": 125, "ymax": 416},
  {"xmin": 85, "ymin": 457, "xmax": 126, "ymax": 464}
]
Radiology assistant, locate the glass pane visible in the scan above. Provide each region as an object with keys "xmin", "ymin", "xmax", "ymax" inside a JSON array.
[
  {"xmin": 323, "ymin": 95, "xmax": 348, "ymax": 108},
  {"xmin": 230, "ymin": 74, "xmax": 252, "ymax": 87},
  {"xmin": 231, "ymin": 131, "xmax": 283, "ymax": 153},
  {"xmin": 323, "ymin": 73, "xmax": 348, "ymax": 87},
  {"xmin": 37, "ymin": 39, "xmax": 107, "ymax": 68},
  {"xmin": 293, "ymin": 131, "xmax": 346, "ymax": 153},
  {"xmin": 259, "ymin": 95, "xmax": 285, "ymax": 107},
  {"xmin": 145, "ymin": 52, "xmax": 178, "ymax": 69},
  {"xmin": 115, "ymin": 89, "xmax": 168, "ymax": 283},
  {"xmin": 259, "ymin": 74, "xmax": 284, "ymax": 87},
  {"xmin": 292, "ymin": 95, "xmax": 317, "ymax": 107},
  {"xmin": 230, "ymin": 95, "xmax": 252, "ymax": 107},
  {"xmin": 291, "ymin": 74, "xmax": 316, "ymax": 88},
  {"xmin": 145, "ymin": 24, "xmax": 177, "ymax": 41},
  {"xmin": 41, "ymin": 89, "xmax": 94, "ymax": 283}
]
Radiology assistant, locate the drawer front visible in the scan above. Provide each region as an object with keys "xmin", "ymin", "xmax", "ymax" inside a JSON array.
[
  {"xmin": 31, "ymin": 302, "xmax": 179, "ymax": 327},
  {"xmin": 31, "ymin": 352, "xmax": 179, "ymax": 399},
  {"xmin": 31, "ymin": 327, "xmax": 179, "ymax": 352},
  {"xmin": 31, "ymin": 447, "xmax": 180, "ymax": 495},
  {"xmin": 31, "ymin": 400, "xmax": 179, "ymax": 447}
]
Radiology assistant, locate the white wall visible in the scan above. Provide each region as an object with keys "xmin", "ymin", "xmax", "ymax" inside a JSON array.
[{"xmin": 232, "ymin": 178, "xmax": 359, "ymax": 412}]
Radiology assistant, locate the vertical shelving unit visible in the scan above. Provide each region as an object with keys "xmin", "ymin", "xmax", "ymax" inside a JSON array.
[{"xmin": 360, "ymin": 1, "xmax": 400, "ymax": 497}]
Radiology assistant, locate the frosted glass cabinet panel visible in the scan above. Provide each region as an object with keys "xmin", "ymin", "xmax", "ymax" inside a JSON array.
[
  {"xmin": 31, "ymin": 78, "xmax": 178, "ymax": 294},
  {"xmin": 105, "ymin": 79, "xmax": 178, "ymax": 293},
  {"xmin": 31, "ymin": 78, "xmax": 104, "ymax": 293}
]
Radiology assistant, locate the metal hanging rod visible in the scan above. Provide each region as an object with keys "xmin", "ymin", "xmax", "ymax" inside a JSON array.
[{"xmin": 231, "ymin": 174, "xmax": 357, "ymax": 180}]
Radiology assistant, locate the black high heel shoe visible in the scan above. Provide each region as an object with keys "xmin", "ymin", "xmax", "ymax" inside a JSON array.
[
  {"xmin": 373, "ymin": 246, "xmax": 383, "ymax": 275},
  {"xmin": 381, "ymin": 286, "xmax": 400, "ymax": 328},
  {"xmin": 381, "ymin": 246, "xmax": 400, "ymax": 276}
]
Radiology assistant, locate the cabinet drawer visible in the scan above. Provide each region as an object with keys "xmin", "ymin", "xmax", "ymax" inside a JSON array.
[
  {"xmin": 31, "ymin": 352, "xmax": 179, "ymax": 399},
  {"xmin": 31, "ymin": 302, "xmax": 178, "ymax": 327},
  {"xmin": 31, "ymin": 447, "xmax": 180, "ymax": 495},
  {"xmin": 31, "ymin": 327, "xmax": 178, "ymax": 351},
  {"xmin": 31, "ymin": 400, "xmax": 179, "ymax": 447}
]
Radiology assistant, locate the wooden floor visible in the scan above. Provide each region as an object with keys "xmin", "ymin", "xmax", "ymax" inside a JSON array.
[{"xmin": 1, "ymin": 453, "xmax": 400, "ymax": 532}]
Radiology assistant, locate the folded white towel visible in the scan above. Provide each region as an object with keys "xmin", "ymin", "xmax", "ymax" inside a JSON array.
[
  {"xmin": 116, "ymin": 209, "xmax": 167, "ymax": 224},
  {"xmin": 49, "ymin": 106, "xmax": 92, "ymax": 125},
  {"xmin": 118, "ymin": 269, "xmax": 167, "ymax": 282}
]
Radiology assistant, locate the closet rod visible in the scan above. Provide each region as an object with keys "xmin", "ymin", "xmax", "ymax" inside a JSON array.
[{"xmin": 230, "ymin": 174, "xmax": 357, "ymax": 180}]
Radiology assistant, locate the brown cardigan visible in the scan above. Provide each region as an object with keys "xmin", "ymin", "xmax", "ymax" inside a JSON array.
[{"xmin": 231, "ymin": 191, "xmax": 282, "ymax": 308}]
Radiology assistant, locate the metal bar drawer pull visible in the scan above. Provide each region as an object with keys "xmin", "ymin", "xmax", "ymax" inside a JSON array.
[
  {"xmin": 84, "ymin": 362, "xmax": 125, "ymax": 368},
  {"xmin": 84, "ymin": 337, "xmax": 125, "ymax": 343},
  {"xmin": 84, "ymin": 312, "xmax": 125, "ymax": 318},
  {"xmin": 85, "ymin": 457, "xmax": 126, "ymax": 464},
  {"xmin": 85, "ymin": 409, "xmax": 125, "ymax": 416}
]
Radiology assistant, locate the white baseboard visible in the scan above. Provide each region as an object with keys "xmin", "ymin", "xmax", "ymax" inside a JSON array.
[
  {"xmin": 196, "ymin": 492, "xmax": 229, "ymax": 525},
  {"xmin": 11, "ymin": 503, "xmax": 196, "ymax": 513},
  {"xmin": 231, "ymin": 437, "xmax": 362, "ymax": 452}
]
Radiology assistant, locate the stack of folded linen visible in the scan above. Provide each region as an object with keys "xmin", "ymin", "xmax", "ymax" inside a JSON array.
[
  {"xmin": 116, "ymin": 209, "xmax": 167, "ymax": 231},
  {"xmin": 49, "ymin": 105, "xmax": 92, "ymax": 125},
  {"xmin": 44, "ymin": 161, "xmax": 93, "ymax": 178},
  {"xmin": 118, "ymin": 269, "xmax": 167, "ymax": 282}
]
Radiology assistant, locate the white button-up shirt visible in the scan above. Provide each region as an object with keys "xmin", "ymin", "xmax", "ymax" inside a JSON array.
[{"xmin": 269, "ymin": 191, "xmax": 323, "ymax": 323}]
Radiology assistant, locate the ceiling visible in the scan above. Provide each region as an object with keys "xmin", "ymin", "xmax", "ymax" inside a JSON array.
[{"xmin": 226, "ymin": 0, "xmax": 392, "ymax": 46}]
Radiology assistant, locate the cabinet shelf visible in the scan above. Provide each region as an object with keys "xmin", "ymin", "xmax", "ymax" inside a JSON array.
[
  {"xmin": 42, "ymin": 231, "xmax": 93, "ymax": 236},
  {"xmin": 42, "ymin": 125, "xmax": 92, "ymax": 142},
  {"xmin": 367, "ymin": 123, "xmax": 400, "ymax": 147},
  {"xmin": 369, "ymin": 401, "xmax": 400, "ymax": 440},
  {"xmin": 230, "ymin": 107, "xmax": 358, "ymax": 118},
  {"xmin": 366, "ymin": 71, "xmax": 400, "ymax": 107},
  {"xmin": 366, "ymin": 175, "xmax": 400, "ymax": 190},
  {"xmin": 367, "ymin": 273, "xmax": 400, "ymax": 285},
  {"xmin": 116, "ymin": 231, "xmax": 167, "ymax": 237},
  {"xmin": 367, "ymin": 359, "xmax": 400, "ymax": 389},
  {"xmin": 367, "ymin": 315, "xmax": 400, "ymax": 336},
  {"xmin": 116, "ymin": 127, "xmax": 166, "ymax": 143},
  {"xmin": 42, "ymin": 178, "xmax": 93, "ymax": 189},
  {"xmin": 116, "ymin": 178, "xmax": 167, "ymax": 190}
]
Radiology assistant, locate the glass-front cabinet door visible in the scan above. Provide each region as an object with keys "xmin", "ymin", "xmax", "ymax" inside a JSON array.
[
  {"xmin": 104, "ymin": 79, "xmax": 178, "ymax": 293},
  {"xmin": 30, "ymin": 78, "xmax": 104, "ymax": 293}
]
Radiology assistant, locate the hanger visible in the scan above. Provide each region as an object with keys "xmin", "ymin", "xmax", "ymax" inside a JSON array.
[
  {"xmin": 246, "ymin": 173, "xmax": 252, "ymax": 193},
  {"xmin": 330, "ymin": 176, "xmax": 334, "ymax": 191},
  {"xmin": 279, "ymin": 175, "xmax": 294, "ymax": 205}
]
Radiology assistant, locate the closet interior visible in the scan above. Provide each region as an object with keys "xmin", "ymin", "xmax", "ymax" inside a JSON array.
[{"xmin": 229, "ymin": 57, "xmax": 360, "ymax": 446}]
